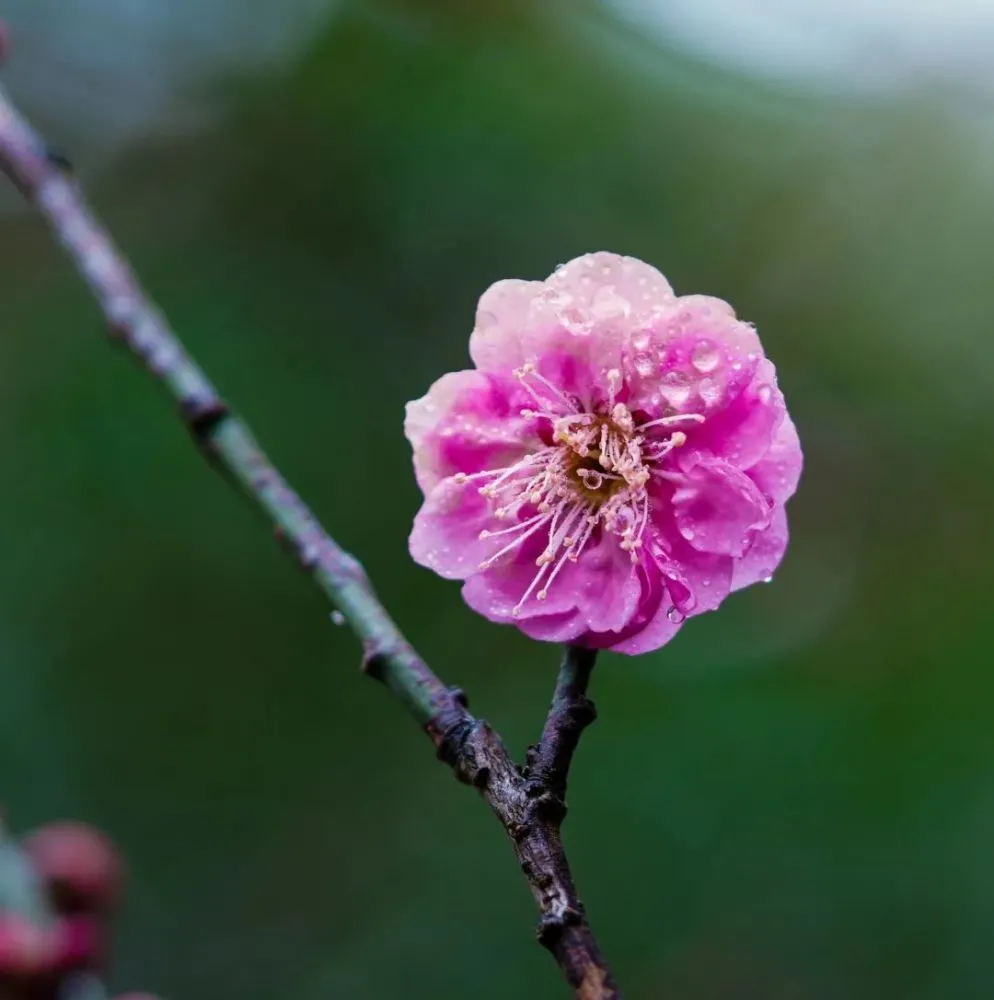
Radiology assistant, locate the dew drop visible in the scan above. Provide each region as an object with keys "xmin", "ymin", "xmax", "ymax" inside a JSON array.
[
  {"xmin": 660, "ymin": 370, "xmax": 691, "ymax": 407},
  {"xmin": 691, "ymin": 339, "xmax": 721, "ymax": 373},
  {"xmin": 634, "ymin": 352, "xmax": 655, "ymax": 378},
  {"xmin": 702, "ymin": 577, "xmax": 711, "ymax": 587},
  {"xmin": 540, "ymin": 287, "xmax": 571, "ymax": 308},
  {"xmin": 591, "ymin": 285, "xmax": 631, "ymax": 320},
  {"xmin": 756, "ymin": 384, "xmax": 773, "ymax": 405},
  {"xmin": 666, "ymin": 606, "xmax": 685, "ymax": 624},
  {"xmin": 762, "ymin": 575, "xmax": 773, "ymax": 584},
  {"xmin": 698, "ymin": 377, "xmax": 722, "ymax": 406},
  {"xmin": 561, "ymin": 306, "xmax": 592, "ymax": 335},
  {"xmin": 330, "ymin": 610, "xmax": 346, "ymax": 626}
]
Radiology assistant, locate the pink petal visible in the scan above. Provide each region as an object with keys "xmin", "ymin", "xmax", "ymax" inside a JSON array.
[
  {"xmin": 408, "ymin": 479, "xmax": 496, "ymax": 581},
  {"xmin": 625, "ymin": 304, "xmax": 762, "ymax": 420},
  {"xmin": 513, "ymin": 610, "xmax": 591, "ymax": 644},
  {"xmin": 547, "ymin": 252, "xmax": 674, "ymax": 313},
  {"xmin": 470, "ymin": 254, "xmax": 675, "ymax": 394},
  {"xmin": 731, "ymin": 506, "xmax": 790, "ymax": 592},
  {"xmin": 690, "ymin": 358, "xmax": 784, "ymax": 472},
  {"xmin": 749, "ymin": 411, "xmax": 803, "ymax": 505},
  {"xmin": 609, "ymin": 538, "xmax": 734, "ymax": 654},
  {"xmin": 672, "ymin": 453, "xmax": 772, "ymax": 558},
  {"xmin": 461, "ymin": 532, "xmax": 642, "ymax": 634},
  {"xmin": 469, "ymin": 279, "xmax": 546, "ymax": 373},
  {"xmin": 404, "ymin": 369, "xmax": 537, "ymax": 493}
]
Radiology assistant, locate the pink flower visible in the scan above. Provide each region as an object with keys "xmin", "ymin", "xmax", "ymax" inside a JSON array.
[{"xmin": 405, "ymin": 253, "xmax": 802, "ymax": 654}]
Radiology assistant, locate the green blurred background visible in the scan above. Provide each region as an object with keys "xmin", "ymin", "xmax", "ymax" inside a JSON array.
[{"xmin": 2, "ymin": 1, "xmax": 994, "ymax": 997}]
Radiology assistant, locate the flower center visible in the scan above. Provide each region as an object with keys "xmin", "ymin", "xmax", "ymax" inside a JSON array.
[{"xmin": 452, "ymin": 365, "xmax": 704, "ymax": 616}]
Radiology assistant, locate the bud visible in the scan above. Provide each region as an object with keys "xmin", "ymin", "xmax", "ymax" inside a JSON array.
[
  {"xmin": 23, "ymin": 822, "xmax": 122, "ymax": 914},
  {"xmin": 0, "ymin": 914, "xmax": 56, "ymax": 978},
  {"xmin": 51, "ymin": 916, "xmax": 105, "ymax": 973}
]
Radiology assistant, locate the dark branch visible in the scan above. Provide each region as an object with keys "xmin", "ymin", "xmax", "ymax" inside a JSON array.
[
  {"xmin": 529, "ymin": 646, "xmax": 599, "ymax": 804},
  {"xmin": 525, "ymin": 647, "xmax": 617, "ymax": 998},
  {"xmin": 0, "ymin": 65, "xmax": 619, "ymax": 999}
]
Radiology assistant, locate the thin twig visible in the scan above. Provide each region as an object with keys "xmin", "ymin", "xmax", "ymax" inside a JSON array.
[
  {"xmin": 0, "ymin": 70, "xmax": 619, "ymax": 999},
  {"xmin": 530, "ymin": 646, "xmax": 599, "ymax": 803}
]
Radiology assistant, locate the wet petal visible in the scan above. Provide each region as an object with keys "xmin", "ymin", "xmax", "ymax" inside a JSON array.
[
  {"xmin": 672, "ymin": 453, "xmax": 772, "ymax": 558},
  {"xmin": 404, "ymin": 369, "xmax": 538, "ymax": 493},
  {"xmin": 731, "ymin": 506, "xmax": 790, "ymax": 592}
]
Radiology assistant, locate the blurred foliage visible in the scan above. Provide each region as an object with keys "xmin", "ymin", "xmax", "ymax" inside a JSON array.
[{"xmin": 1, "ymin": 1, "xmax": 994, "ymax": 998}]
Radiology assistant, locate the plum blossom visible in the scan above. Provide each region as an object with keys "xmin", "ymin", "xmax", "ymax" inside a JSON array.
[{"xmin": 405, "ymin": 253, "xmax": 802, "ymax": 654}]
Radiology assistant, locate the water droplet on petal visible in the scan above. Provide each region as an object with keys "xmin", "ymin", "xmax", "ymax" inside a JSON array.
[
  {"xmin": 634, "ymin": 352, "xmax": 655, "ymax": 378},
  {"xmin": 561, "ymin": 306, "xmax": 592, "ymax": 335},
  {"xmin": 660, "ymin": 370, "xmax": 691, "ymax": 407},
  {"xmin": 702, "ymin": 577, "xmax": 711, "ymax": 586},
  {"xmin": 591, "ymin": 285, "xmax": 631, "ymax": 320},
  {"xmin": 762, "ymin": 575, "xmax": 773, "ymax": 584},
  {"xmin": 667, "ymin": 606, "xmax": 685, "ymax": 624},
  {"xmin": 540, "ymin": 287, "xmax": 571, "ymax": 308},
  {"xmin": 756, "ymin": 384, "xmax": 773, "ymax": 405},
  {"xmin": 698, "ymin": 377, "xmax": 722, "ymax": 406},
  {"xmin": 691, "ymin": 339, "xmax": 721, "ymax": 373}
]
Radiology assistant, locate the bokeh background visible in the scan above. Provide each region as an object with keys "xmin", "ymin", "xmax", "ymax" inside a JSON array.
[{"xmin": 2, "ymin": 1, "xmax": 994, "ymax": 998}]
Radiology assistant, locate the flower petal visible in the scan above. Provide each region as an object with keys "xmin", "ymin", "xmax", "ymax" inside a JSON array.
[
  {"xmin": 625, "ymin": 300, "xmax": 762, "ymax": 421},
  {"xmin": 692, "ymin": 358, "xmax": 785, "ymax": 471},
  {"xmin": 511, "ymin": 609, "xmax": 590, "ymax": 644},
  {"xmin": 404, "ymin": 369, "xmax": 538, "ymax": 493},
  {"xmin": 548, "ymin": 252, "xmax": 674, "ymax": 313},
  {"xmin": 731, "ymin": 506, "xmax": 790, "ymax": 592},
  {"xmin": 409, "ymin": 479, "xmax": 495, "ymax": 580},
  {"xmin": 672, "ymin": 453, "xmax": 772, "ymax": 557},
  {"xmin": 469, "ymin": 279, "xmax": 546, "ymax": 373},
  {"xmin": 461, "ymin": 532, "xmax": 642, "ymax": 634},
  {"xmin": 749, "ymin": 411, "xmax": 803, "ymax": 505}
]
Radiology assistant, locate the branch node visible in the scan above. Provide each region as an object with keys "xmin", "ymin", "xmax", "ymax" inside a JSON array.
[
  {"xmin": 537, "ymin": 906, "xmax": 585, "ymax": 948},
  {"xmin": 44, "ymin": 145, "xmax": 73, "ymax": 174},
  {"xmin": 181, "ymin": 396, "xmax": 230, "ymax": 445},
  {"xmin": 532, "ymin": 790, "xmax": 567, "ymax": 824}
]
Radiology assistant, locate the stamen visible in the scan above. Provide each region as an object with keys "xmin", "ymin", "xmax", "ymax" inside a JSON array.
[
  {"xmin": 606, "ymin": 368, "xmax": 623, "ymax": 403},
  {"xmin": 515, "ymin": 363, "xmax": 581, "ymax": 414},
  {"xmin": 512, "ymin": 560, "xmax": 552, "ymax": 615},
  {"xmin": 479, "ymin": 512, "xmax": 554, "ymax": 569},
  {"xmin": 640, "ymin": 412, "xmax": 705, "ymax": 433},
  {"xmin": 469, "ymin": 366, "xmax": 702, "ymax": 613}
]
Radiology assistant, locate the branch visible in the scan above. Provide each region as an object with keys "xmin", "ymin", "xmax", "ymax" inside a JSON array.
[
  {"xmin": 0, "ymin": 69, "xmax": 619, "ymax": 999},
  {"xmin": 529, "ymin": 646, "xmax": 599, "ymax": 803}
]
